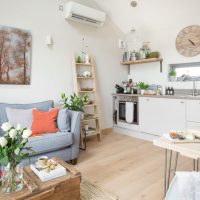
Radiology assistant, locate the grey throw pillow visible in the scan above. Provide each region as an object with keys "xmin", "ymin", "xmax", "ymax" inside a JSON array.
[
  {"xmin": 57, "ymin": 108, "xmax": 70, "ymax": 132},
  {"xmin": 6, "ymin": 107, "xmax": 33, "ymax": 129}
]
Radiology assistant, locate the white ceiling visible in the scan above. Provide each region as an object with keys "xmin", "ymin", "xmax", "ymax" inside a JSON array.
[{"xmin": 94, "ymin": 0, "xmax": 200, "ymax": 35}]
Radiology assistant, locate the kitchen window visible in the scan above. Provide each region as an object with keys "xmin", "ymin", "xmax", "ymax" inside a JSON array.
[{"xmin": 169, "ymin": 62, "xmax": 200, "ymax": 81}]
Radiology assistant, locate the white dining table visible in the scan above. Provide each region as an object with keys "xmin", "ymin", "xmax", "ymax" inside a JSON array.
[{"xmin": 153, "ymin": 137, "xmax": 200, "ymax": 197}]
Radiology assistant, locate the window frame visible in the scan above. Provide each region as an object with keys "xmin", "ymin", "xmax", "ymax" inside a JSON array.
[{"xmin": 169, "ymin": 62, "xmax": 200, "ymax": 82}]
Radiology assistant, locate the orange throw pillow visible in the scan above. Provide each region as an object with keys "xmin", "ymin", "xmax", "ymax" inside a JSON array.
[{"xmin": 31, "ymin": 108, "xmax": 59, "ymax": 134}]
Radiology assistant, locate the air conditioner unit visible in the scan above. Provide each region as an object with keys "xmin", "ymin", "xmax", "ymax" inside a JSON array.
[{"xmin": 65, "ymin": 1, "xmax": 106, "ymax": 27}]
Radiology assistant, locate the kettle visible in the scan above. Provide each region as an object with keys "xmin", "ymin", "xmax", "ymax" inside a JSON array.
[{"xmin": 115, "ymin": 85, "xmax": 124, "ymax": 93}]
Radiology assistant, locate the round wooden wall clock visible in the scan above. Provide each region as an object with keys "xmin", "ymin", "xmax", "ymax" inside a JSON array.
[{"xmin": 176, "ymin": 25, "xmax": 200, "ymax": 57}]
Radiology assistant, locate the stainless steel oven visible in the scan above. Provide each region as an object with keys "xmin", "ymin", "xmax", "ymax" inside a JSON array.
[
  {"xmin": 118, "ymin": 96, "xmax": 138, "ymax": 124},
  {"xmin": 118, "ymin": 101, "xmax": 126, "ymax": 121}
]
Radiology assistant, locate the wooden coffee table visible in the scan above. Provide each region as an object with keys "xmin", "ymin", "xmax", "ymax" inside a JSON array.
[{"xmin": 0, "ymin": 157, "xmax": 81, "ymax": 200}]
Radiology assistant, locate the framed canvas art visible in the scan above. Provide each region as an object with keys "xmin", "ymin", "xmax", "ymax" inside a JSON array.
[{"xmin": 0, "ymin": 26, "xmax": 32, "ymax": 85}]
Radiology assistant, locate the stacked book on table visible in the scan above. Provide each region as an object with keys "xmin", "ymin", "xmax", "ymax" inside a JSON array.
[{"xmin": 30, "ymin": 159, "xmax": 66, "ymax": 182}]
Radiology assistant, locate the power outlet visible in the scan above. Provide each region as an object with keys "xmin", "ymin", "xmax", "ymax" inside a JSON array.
[{"xmin": 119, "ymin": 40, "xmax": 126, "ymax": 49}]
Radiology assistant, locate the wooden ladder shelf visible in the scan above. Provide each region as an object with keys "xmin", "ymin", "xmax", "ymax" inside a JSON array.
[{"xmin": 72, "ymin": 56, "xmax": 101, "ymax": 149}]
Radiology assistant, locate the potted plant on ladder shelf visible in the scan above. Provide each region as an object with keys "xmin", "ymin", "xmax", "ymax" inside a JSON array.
[{"xmin": 60, "ymin": 93, "xmax": 89, "ymax": 119}]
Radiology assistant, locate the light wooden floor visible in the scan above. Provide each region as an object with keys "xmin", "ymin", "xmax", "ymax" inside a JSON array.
[{"xmin": 77, "ymin": 133, "xmax": 194, "ymax": 200}]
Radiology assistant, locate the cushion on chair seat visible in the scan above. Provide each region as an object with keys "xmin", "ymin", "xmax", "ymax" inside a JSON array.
[{"xmin": 27, "ymin": 132, "xmax": 73, "ymax": 155}]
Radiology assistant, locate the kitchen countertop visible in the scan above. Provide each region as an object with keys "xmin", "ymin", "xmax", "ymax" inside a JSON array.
[{"xmin": 112, "ymin": 93, "xmax": 200, "ymax": 100}]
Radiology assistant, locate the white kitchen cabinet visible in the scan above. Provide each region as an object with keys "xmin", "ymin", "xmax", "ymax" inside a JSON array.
[
  {"xmin": 139, "ymin": 97, "xmax": 186, "ymax": 136},
  {"xmin": 186, "ymin": 100, "xmax": 200, "ymax": 122},
  {"xmin": 187, "ymin": 121, "xmax": 200, "ymax": 130}
]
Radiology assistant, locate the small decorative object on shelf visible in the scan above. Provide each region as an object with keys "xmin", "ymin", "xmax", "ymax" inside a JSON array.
[
  {"xmin": 84, "ymin": 124, "xmax": 89, "ymax": 131},
  {"xmin": 83, "ymin": 113, "xmax": 95, "ymax": 120},
  {"xmin": 143, "ymin": 42, "xmax": 151, "ymax": 59},
  {"xmin": 85, "ymin": 127, "xmax": 96, "ymax": 135},
  {"xmin": 82, "ymin": 71, "xmax": 91, "ymax": 77},
  {"xmin": 76, "ymin": 56, "xmax": 82, "ymax": 64},
  {"xmin": 0, "ymin": 123, "xmax": 33, "ymax": 194},
  {"xmin": 80, "ymin": 87, "xmax": 94, "ymax": 91},
  {"xmin": 84, "ymin": 100, "xmax": 94, "ymax": 105},
  {"xmin": 149, "ymin": 51, "xmax": 159, "ymax": 58},
  {"xmin": 80, "ymin": 38, "xmax": 91, "ymax": 64},
  {"xmin": 139, "ymin": 45, "xmax": 146, "ymax": 59},
  {"xmin": 85, "ymin": 54, "xmax": 90, "ymax": 64}
]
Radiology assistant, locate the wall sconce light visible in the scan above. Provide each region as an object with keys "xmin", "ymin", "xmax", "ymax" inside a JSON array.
[{"xmin": 46, "ymin": 35, "xmax": 53, "ymax": 46}]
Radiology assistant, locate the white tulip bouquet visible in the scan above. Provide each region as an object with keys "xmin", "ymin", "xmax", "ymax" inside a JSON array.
[
  {"xmin": 0, "ymin": 122, "xmax": 33, "ymax": 166},
  {"xmin": 0, "ymin": 122, "xmax": 33, "ymax": 193}
]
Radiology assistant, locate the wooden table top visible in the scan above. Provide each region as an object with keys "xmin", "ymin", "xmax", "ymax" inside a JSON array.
[
  {"xmin": 0, "ymin": 157, "xmax": 81, "ymax": 200},
  {"xmin": 154, "ymin": 137, "xmax": 200, "ymax": 159}
]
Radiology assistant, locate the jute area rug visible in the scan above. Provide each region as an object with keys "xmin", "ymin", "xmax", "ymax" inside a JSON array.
[{"xmin": 80, "ymin": 179, "xmax": 119, "ymax": 200}]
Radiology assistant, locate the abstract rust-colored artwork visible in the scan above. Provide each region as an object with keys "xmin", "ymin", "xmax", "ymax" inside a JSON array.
[{"xmin": 0, "ymin": 26, "xmax": 31, "ymax": 85}]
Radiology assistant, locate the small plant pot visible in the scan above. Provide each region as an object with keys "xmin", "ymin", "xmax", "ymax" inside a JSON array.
[
  {"xmin": 141, "ymin": 89, "xmax": 145, "ymax": 95},
  {"xmin": 170, "ymin": 76, "xmax": 176, "ymax": 82}
]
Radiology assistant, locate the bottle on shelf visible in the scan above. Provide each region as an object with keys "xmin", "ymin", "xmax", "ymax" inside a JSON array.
[
  {"xmin": 171, "ymin": 87, "xmax": 174, "ymax": 95},
  {"xmin": 139, "ymin": 45, "xmax": 146, "ymax": 59},
  {"xmin": 167, "ymin": 87, "xmax": 170, "ymax": 95},
  {"xmin": 143, "ymin": 42, "xmax": 151, "ymax": 58},
  {"xmin": 169, "ymin": 87, "xmax": 173, "ymax": 95}
]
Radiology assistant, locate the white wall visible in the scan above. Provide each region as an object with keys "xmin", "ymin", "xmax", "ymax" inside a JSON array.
[
  {"xmin": 0, "ymin": 0, "xmax": 128, "ymax": 128},
  {"xmin": 96, "ymin": 0, "xmax": 200, "ymax": 89}
]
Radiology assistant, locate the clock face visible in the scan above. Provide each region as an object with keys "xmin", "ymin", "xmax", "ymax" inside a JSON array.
[{"xmin": 176, "ymin": 25, "xmax": 200, "ymax": 57}]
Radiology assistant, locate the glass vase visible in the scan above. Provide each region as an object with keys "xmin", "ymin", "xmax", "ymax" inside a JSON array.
[{"xmin": 1, "ymin": 163, "xmax": 24, "ymax": 194}]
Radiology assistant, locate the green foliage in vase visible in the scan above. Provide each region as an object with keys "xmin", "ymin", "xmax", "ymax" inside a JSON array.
[{"xmin": 60, "ymin": 93, "xmax": 89, "ymax": 112}]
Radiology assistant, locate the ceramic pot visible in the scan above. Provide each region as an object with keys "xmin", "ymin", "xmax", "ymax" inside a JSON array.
[
  {"xmin": 141, "ymin": 89, "xmax": 145, "ymax": 95},
  {"xmin": 170, "ymin": 76, "xmax": 176, "ymax": 82}
]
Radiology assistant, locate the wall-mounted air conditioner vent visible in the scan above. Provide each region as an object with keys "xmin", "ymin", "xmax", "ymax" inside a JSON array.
[{"xmin": 65, "ymin": 1, "xmax": 106, "ymax": 27}]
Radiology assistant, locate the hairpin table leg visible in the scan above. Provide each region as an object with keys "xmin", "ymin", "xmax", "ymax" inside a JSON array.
[
  {"xmin": 167, "ymin": 150, "xmax": 172, "ymax": 190},
  {"xmin": 164, "ymin": 149, "xmax": 168, "ymax": 196},
  {"xmin": 193, "ymin": 159, "xmax": 196, "ymax": 171},
  {"xmin": 173, "ymin": 152, "xmax": 179, "ymax": 177}
]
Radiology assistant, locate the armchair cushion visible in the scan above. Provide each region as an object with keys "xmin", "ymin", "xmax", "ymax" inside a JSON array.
[
  {"xmin": 6, "ymin": 107, "xmax": 33, "ymax": 129},
  {"xmin": 57, "ymin": 108, "xmax": 70, "ymax": 132},
  {"xmin": 31, "ymin": 108, "xmax": 59, "ymax": 134}
]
